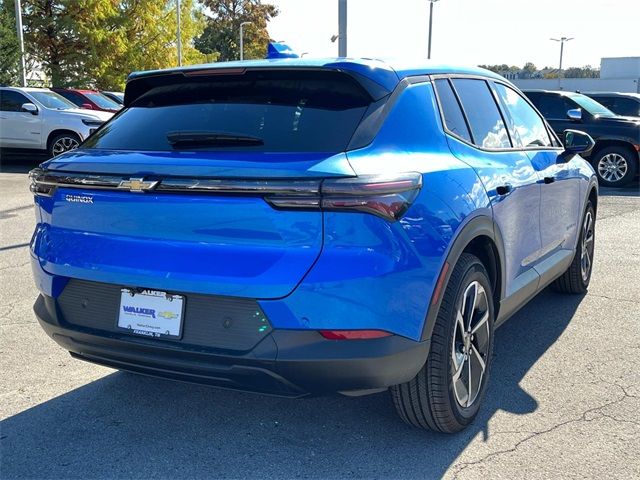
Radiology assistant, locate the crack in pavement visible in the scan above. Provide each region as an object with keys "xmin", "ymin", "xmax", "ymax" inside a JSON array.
[
  {"xmin": 0, "ymin": 261, "xmax": 30, "ymax": 272},
  {"xmin": 449, "ymin": 383, "xmax": 638, "ymax": 479},
  {"xmin": 585, "ymin": 293, "xmax": 640, "ymax": 304}
]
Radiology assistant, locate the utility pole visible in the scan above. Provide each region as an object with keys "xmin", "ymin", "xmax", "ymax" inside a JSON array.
[
  {"xmin": 427, "ymin": 0, "xmax": 440, "ymax": 59},
  {"xmin": 176, "ymin": 0, "xmax": 182, "ymax": 66},
  {"xmin": 14, "ymin": 0, "xmax": 27, "ymax": 86},
  {"xmin": 240, "ymin": 22, "xmax": 251, "ymax": 61},
  {"xmin": 338, "ymin": 0, "xmax": 347, "ymax": 57}
]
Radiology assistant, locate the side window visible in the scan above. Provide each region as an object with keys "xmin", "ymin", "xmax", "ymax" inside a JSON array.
[
  {"xmin": 614, "ymin": 98, "xmax": 640, "ymax": 117},
  {"xmin": 527, "ymin": 93, "xmax": 574, "ymax": 119},
  {"xmin": 0, "ymin": 90, "xmax": 30, "ymax": 112},
  {"xmin": 493, "ymin": 83, "xmax": 552, "ymax": 148},
  {"xmin": 592, "ymin": 96, "xmax": 615, "ymax": 110},
  {"xmin": 451, "ymin": 78, "xmax": 511, "ymax": 149},
  {"xmin": 58, "ymin": 91, "xmax": 82, "ymax": 106},
  {"xmin": 433, "ymin": 79, "xmax": 472, "ymax": 142}
]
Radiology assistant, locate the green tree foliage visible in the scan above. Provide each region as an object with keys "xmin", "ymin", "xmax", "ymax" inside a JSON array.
[
  {"xmin": 564, "ymin": 66, "xmax": 599, "ymax": 78},
  {"xmin": 78, "ymin": 0, "xmax": 206, "ymax": 90},
  {"xmin": 195, "ymin": 0, "xmax": 278, "ymax": 62},
  {"xmin": 0, "ymin": 0, "xmax": 21, "ymax": 85},
  {"xmin": 21, "ymin": 0, "xmax": 206, "ymax": 90}
]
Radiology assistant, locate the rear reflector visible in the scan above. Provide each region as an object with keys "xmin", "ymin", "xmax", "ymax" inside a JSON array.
[{"xmin": 319, "ymin": 330, "xmax": 392, "ymax": 340}]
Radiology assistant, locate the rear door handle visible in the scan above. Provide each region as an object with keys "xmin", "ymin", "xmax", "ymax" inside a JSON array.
[
  {"xmin": 543, "ymin": 176, "xmax": 555, "ymax": 184},
  {"xmin": 496, "ymin": 184, "xmax": 513, "ymax": 196}
]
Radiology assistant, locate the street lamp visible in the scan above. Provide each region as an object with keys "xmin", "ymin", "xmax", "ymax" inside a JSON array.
[
  {"xmin": 176, "ymin": 0, "xmax": 182, "ymax": 66},
  {"xmin": 239, "ymin": 22, "xmax": 252, "ymax": 61},
  {"xmin": 550, "ymin": 37, "xmax": 574, "ymax": 75},
  {"xmin": 14, "ymin": 0, "xmax": 27, "ymax": 86},
  {"xmin": 427, "ymin": 0, "xmax": 440, "ymax": 60}
]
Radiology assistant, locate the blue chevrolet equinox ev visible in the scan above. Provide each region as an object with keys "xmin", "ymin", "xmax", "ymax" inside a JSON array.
[{"xmin": 29, "ymin": 58, "xmax": 598, "ymax": 432}]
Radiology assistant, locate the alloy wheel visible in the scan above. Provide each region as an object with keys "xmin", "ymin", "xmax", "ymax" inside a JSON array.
[
  {"xmin": 52, "ymin": 137, "xmax": 79, "ymax": 156},
  {"xmin": 451, "ymin": 280, "xmax": 490, "ymax": 408},
  {"xmin": 581, "ymin": 210, "xmax": 595, "ymax": 282},
  {"xmin": 597, "ymin": 153, "xmax": 628, "ymax": 183}
]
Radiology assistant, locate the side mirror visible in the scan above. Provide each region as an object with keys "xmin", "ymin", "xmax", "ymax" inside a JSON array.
[
  {"xmin": 80, "ymin": 103, "xmax": 94, "ymax": 109},
  {"xmin": 563, "ymin": 129, "xmax": 594, "ymax": 155},
  {"xmin": 21, "ymin": 103, "xmax": 38, "ymax": 115},
  {"xmin": 567, "ymin": 108, "xmax": 582, "ymax": 121}
]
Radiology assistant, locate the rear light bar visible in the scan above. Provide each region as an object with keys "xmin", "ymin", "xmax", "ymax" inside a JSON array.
[
  {"xmin": 29, "ymin": 169, "xmax": 422, "ymax": 222},
  {"xmin": 319, "ymin": 330, "xmax": 392, "ymax": 340}
]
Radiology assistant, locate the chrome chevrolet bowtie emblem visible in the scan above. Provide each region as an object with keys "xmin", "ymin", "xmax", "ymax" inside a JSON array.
[{"xmin": 118, "ymin": 177, "xmax": 158, "ymax": 192}]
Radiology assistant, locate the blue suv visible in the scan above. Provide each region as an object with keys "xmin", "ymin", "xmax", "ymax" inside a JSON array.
[{"xmin": 29, "ymin": 59, "xmax": 598, "ymax": 432}]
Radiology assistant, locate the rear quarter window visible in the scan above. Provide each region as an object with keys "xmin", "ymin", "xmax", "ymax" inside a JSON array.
[{"xmin": 83, "ymin": 70, "xmax": 373, "ymax": 153}]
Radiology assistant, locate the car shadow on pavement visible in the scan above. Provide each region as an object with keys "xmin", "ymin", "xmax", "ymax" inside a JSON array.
[
  {"xmin": 0, "ymin": 152, "xmax": 49, "ymax": 174},
  {"xmin": 1, "ymin": 289, "xmax": 583, "ymax": 480}
]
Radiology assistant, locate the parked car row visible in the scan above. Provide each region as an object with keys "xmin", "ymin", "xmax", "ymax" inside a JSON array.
[
  {"xmin": 0, "ymin": 87, "xmax": 114, "ymax": 158},
  {"xmin": 523, "ymin": 89, "xmax": 640, "ymax": 187},
  {"xmin": 52, "ymin": 88, "xmax": 122, "ymax": 112}
]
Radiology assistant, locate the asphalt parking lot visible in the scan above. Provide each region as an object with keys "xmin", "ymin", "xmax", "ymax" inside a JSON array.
[{"xmin": 1, "ymin": 156, "xmax": 639, "ymax": 480}]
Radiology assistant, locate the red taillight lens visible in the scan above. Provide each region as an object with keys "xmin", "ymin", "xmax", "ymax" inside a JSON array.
[
  {"xmin": 319, "ymin": 329, "xmax": 392, "ymax": 340},
  {"xmin": 266, "ymin": 173, "xmax": 422, "ymax": 222}
]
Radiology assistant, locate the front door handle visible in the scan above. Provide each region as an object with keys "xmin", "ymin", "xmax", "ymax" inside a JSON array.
[
  {"xmin": 543, "ymin": 176, "xmax": 556, "ymax": 184},
  {"xmin": 496, "ymin": 184, "xmax": 513, "ymax": 196}
]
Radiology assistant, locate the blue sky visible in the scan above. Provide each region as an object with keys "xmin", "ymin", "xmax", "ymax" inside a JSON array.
[{"xmin": 267, "ymin": 0, "xmax": 640, "ymax": 69}]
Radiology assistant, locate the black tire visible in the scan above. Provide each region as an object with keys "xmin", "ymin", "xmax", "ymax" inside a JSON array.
[
  {"xmin": 552, "ymin": 201, "xmax": 596, "ymax": 294},
  {"xmin": 391, "ymin": 253, "xmax": 495, "ymax": 433},
  {"xmin": 591, "ymin": 145, "xmax": 638, "ymax": 188},
  {"xmin": 48, "ymin": 132, "xmax": 80, "ymax": 158}
]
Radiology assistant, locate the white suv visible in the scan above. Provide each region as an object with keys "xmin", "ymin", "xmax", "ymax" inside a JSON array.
[{"xmin": 0, "ymin": 87, "xmax": 114, "ymax": 158}]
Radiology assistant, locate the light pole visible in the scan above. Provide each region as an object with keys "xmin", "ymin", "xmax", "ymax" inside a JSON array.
[
  {"xmin": 427, "ymin": 0, "xmax": 440, "ymax": 60},
  {"xmin": 239, "ymin": 22, "xmax": 251, "ymax": 61},
  {"xmin": 338, "ymin": 0, "xmax": 347, "ymax": 57},
  {"xmin": 550, "ymin": 37, "xmax": 573, "ymax": 76},
  {"xmin": 176, "ymin": 0, "xmax": 182, "ymax": 66},
  {"xmin": 14, "ymin": 0, "xmax": 27, "ymax": 86}
]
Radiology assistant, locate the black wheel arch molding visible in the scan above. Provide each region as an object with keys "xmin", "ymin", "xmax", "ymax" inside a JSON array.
[{"xmin": 420, "ymin": 214, "xmax": 506, "ymax": 341}]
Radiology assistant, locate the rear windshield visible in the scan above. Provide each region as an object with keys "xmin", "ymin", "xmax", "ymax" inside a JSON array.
[{"xmin": 83, "ymin": 70, "xmax": 372, "ymax": 153}]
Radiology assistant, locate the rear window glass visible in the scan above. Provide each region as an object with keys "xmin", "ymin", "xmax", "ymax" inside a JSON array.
[
  {"xmin": 433, "ymin": 79, "xmax": 472, "ymax": 142},
  {"xmin": 83, "ymin": 70, "xmax": 372, "ymax": 153},
  {"xmin": 451, "ymin": 79, "xmax": 511, "ymax": 149}
]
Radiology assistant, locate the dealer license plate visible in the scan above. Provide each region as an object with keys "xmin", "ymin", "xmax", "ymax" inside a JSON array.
[{"xmin": 117, "ymin": 288, "xmax": 184, "ymax": 339}]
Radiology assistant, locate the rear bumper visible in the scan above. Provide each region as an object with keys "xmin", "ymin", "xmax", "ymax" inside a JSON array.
[{"xmin": 34, "ymin": 294, "xmax": 429, "ymax": 397}]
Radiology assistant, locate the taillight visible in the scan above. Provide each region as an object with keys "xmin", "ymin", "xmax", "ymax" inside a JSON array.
[
  {"xmin": 267, "ymin": 172, "xmax": 423, "ymax": 222},
  {"xmin": 319, "ymin": 330, "xmax": 392, "ymax": 340},
  {"xmin": 29, "ymin": 169, "xmax": 422, "ymax": 222}
]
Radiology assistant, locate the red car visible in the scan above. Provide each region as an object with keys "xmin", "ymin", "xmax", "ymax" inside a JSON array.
[{"xmin": 51, "ymin": 88, "xmax": 121, "ymax": 113}]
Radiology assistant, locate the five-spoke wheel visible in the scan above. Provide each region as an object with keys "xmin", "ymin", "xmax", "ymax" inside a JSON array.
[{"xmin": 452, "ymin": 281, "xmax": 491, "ymax": 409}]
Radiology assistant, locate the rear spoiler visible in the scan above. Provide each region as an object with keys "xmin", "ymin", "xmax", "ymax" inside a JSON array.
[{"xmin": 124, "ymin": 65, "xmax": 397, "ymax": 107}]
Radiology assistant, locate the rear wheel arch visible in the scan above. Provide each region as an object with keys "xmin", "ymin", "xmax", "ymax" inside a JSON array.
[
  {"xmin": 588, "ymin": 183, "xmax": 598, "ymax": 215},
  {"xmin": 421, "ymin": 215, "xmax": 505, "ymax": 341}
]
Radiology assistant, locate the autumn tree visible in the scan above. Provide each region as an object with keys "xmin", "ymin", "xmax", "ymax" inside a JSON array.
[
  {"xmin": 195, "ymin": 0, "xmax": 278, "ymax": 62},
  {"xmin": 78, "ymin": 0, "xmax": 206, "ymax": 90},
  {"xmin": 20, "ymin": 0, "xmax": 205, "ymax": 90}
]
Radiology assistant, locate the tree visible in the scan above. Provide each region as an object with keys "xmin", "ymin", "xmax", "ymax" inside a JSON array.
[
  {"xmin": 195, "ymin": 0, "xmax": 279, "ymax": 62},
  {"xmin": 78, "ymin": 0, "xmax": 206, "ymax": 90},
  {"xmin": 564, "ymin": 66, "xmax": 599, "ymax": 78},
  {"xmin": 21, "ymin": 0, "xmax": 90, "ymax": 87},
  {"xmin": 21, "ymin": 0, "xmax": 206, "ymax": 90},
  {"xmin": 0, "ymin": 0, "xmax": 21, "ymax": 85}
]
